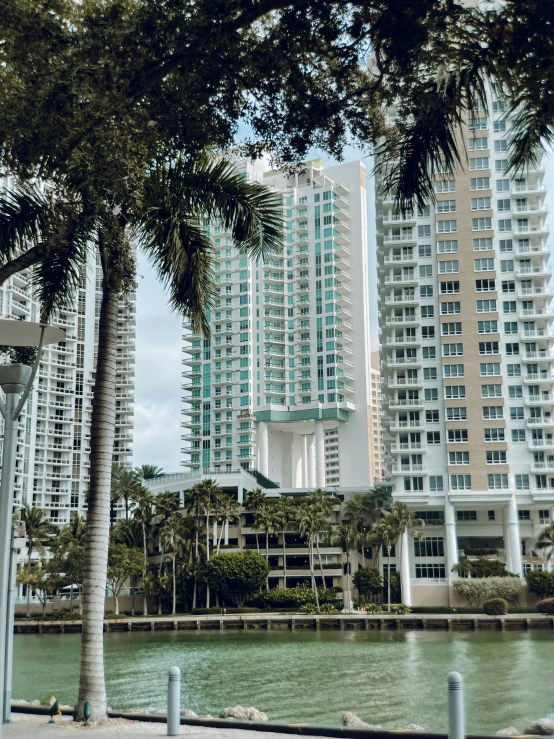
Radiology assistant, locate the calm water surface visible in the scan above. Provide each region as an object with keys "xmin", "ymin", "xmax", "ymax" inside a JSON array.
[{"xmin": 13, "ymin": 630, "xmax": 554, "ymax": 733}]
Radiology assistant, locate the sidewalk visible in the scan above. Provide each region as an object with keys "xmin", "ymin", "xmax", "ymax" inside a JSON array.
[{"xmin": 5, "ymin": 714, "xmax": 322, "ymax": 739}]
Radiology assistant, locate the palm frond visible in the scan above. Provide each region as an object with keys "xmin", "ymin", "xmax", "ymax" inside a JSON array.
[
  {"xmin": 0, "ymin": 181, "xmax": 51, "ymax": 261},
  {"xmin": 505, "ymin": 103, "xmax": 553, "ymax": 174}
]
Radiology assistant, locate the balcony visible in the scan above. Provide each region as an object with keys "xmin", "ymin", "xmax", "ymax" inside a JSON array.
[
  {"xmin": 526, "ymin": 418, "xmax": 554, "ymax": 428},
  {"xmin": 517, "ymin": 286, "xmax": 554, "ymax": 299},
  {"xmin": 521, "ymin": 350, "xmax": 554, "ymax": 362},
  {"xmin": 528, "ymin": 439, "xmax": 554, "ymax": 449},
  {"xmin": 388, "ymin": 398, "xmax": 425, "ymax": 409},
  {"xmin": 524, "ymin": 372, "xmax": 554, "ymax": 383},
  {"xmin": 392, "ymin": 464, "xmax": 426, "ymax": 474},
  {"xmin": 389, "ymin": 420, "xmax": 426, "ymax": 431},
  {"xmin": 515, "ymin": 244, "xmax": 550, "ymax": 257},
  {"xmin": 384, "ymin": 294, "xmax": 419, "ymax": 307},
  {"xmin": 382, "ymin": 233, "xmax": 417, "ymax": 245},
  {"xmin": 384, "ymin": 274, "xmax": 419, "ymax": 286},
  {"xmin": 383, "ymin": 254, "xmax": 418, "ymax": 265},
  {"xmin": 387, "ymin": 377, "xmax": 423, "ymax": 389},
  {"xmin": 385, "ymin": 316, "xmax": 420, "ymax": 327},
  {"xmin": 517, "ymin": 266, "xmax": 552, "ymax": 279},
  {"xmin": 530, "ymin": 462, "xmax": 554, "ymax": 473},
  {"xmin": 386, "ymin": 357, "xmax": 422, "ymax": 368},
  {"xmin": 390, "ymin": 443, "xmax": 425, "ymax": 452},
  {"xmin": 525, "ymin": 394, "xmax": 553, "ymax": 407}
]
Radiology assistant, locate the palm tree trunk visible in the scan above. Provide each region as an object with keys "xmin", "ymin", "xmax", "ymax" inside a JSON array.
[
  {"xmin": 309, "ymin": 542, "xmax": 320, "ymax": 612},
  {"xmin": 265, "ymin": 532, "xmax": 269, "ymax": 589},
  {"xmin": 217, "ymin": 519, "xmax": 225, "ymax": 554},
  {"xmin": 206, "ymin": 511, "xmax": 210, "ymax": 608},
  {"xmin": 77, "ymin": 282, "xmax": 119, "ymax": 722},
  {"xmin": 282, "ymin": 528, "xmax": 287, "ymax": 589},
  {"xmin": 158, "ymin": 546, "xmax": 164, "ymax": 615},
  {"xmin": 316, "ymin": 537, "xmax": 327, "ymax": 589},
  {"xmin": 387, "ymin": 547, "xmax": 391, "ymax": 612},
  {"xmin": 142, "ymin": 522, "xmax": 148, "ymax": 616},
  {"xmin": 346, "ymin": 552, "xmax": 351, "ymax": 611},
  {"xmin": 193, "ymin": 519, "xmax": 199, "ymax": 609},
  {"xmin": 125, "ymin": 494, "xmax": 129, "ymax": 520},
  {"xmin": 172, "ymin": 553, "xmax": 176, "ymax": 616}
]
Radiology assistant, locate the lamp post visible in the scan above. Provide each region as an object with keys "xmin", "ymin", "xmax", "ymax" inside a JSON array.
[{"xmin": 0, "ymin": 320, "xmax": 65, "ymax": 735}]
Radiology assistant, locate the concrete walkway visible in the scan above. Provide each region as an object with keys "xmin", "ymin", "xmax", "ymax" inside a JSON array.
[{"xmin": 5, "ymin": 715, "xmax": 326, "ymax": 739}]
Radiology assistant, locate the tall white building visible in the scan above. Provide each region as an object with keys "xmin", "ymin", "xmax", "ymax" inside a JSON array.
[
  {"xmin": 182, "ymin": 158, "xmax": 374, "ymax": 489},
  {"xmin": 377, "ymin": 83, "xmax": 554, "ymax": 606},
  {"xmin": 1, "ymin": 254, "xmax": 136, "ymax": 525}
]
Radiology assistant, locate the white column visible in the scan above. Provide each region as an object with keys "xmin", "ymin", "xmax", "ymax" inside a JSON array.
[
  {"xmin": 308, "ymin": 435, "xmax": 316, "ymax": 487},
  {"xmin": 508, "ymin": 494, "xmax": 522, "ymax": 576},
  {"xmin": 302, "ymin": 434, "xmax": 309, "ymax": 488},
  {"xmin": 444, "ymin": 498, "xmax": 458, "ymax": 581},
  {"xmin": 291, "ymin": 434, "xmax": 304, "ymax": 487},
  {"xmin": 502, "ymin": 506, "xmax": 513, "ymax": 572},
  {"xmin": 314, "ymin": 420, "xmax": 325, "ymax": 488},
  {"xmin": 400, "ymin": 530, "xmax": 412, "ymax": 606},
  {"xmin": 258, "ymin": 421, "xmax": 269, "ymax": 476}
]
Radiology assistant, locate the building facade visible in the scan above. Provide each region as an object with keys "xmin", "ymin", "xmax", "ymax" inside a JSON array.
[
  {"xmin": 1, "ymin": 252, "xmax": 136, "ymax": 526},
  {"xmin": 377, "ymin": 84, "xmax": 554, "ymax": 605},
  {"xmin": 369, "ymin": 350, "xmax": 384, "ymax": 485},
  {"xmin": 182, "ymin": 158, "xmax": 374, "ymax": 489}
]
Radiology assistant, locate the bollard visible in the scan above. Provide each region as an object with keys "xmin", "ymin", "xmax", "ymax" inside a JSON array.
[
  {"xmin": 167, "ymin": 666, "xmax": 181, "ymax": 736},
  {"xmin": 447, "ymin": 671, "xmax": 465, "ymax": 739}
]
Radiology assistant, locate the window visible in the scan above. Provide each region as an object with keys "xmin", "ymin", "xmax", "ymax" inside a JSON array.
[
  {"xmin": 417, "ymin": 225, "xmax": 431, "ymax": 238},
  {"xmin": 473, "ymin": 218, "xmax": 493, "ymax": 230},
  {"xmin": 470, "ymin": 176, "xmax": 491, "ymax": 189},
  {"xmin": 478, "ymin": 320, "xmax": 498, "ymax": 334},
  {"xmin": 448, "ymin": 429, "xmax": 468, "ymax": 443},
  {"xmin": 507, "ymin": 364, "xmax": 521, "ymax": 377},
  {"xmin": 476, "ymin": 279, "xmax": 496, "ymax": 292},
  {"xmin": 539, "ymin": 510, "xmax": 550, "ymax": 525},
  {"xmin": 488, "ymin": 510, "xmax": 496, "ymax": 521},
  {"xmin": 503, "ymin": 301, "xmax": 517, "ymax": 313},
  {"xmin": 423, "ymin": 367, "xmax": 437, "ymax": 381},
  {"xmin": 475, "ymin": 258, "xmax": 495, "ymax": 271},
  {"xmin": 484, "ymin": 428, "xmax": 505, "ymax": 443},
  {"xmin": 422, "ymin": 347, "xmax": 436, "ymax": 360},
  {"xmin": 474, "ymin": 238, "xmax": 493, "ymax": 251},
  {"xmin": 435, "ymin": 180, "xmax": 455, "ymax": 193},
  {"xmin": 470, "ymin": 157, "xmax": 489, "ymax": 170},
  {"xmin": 424, "ymin": 388, "xmax": 439, "ymax": 402},
  {"xmin": 499, "ymin": 219, "xmax": 512, "ymax": 232},
  {"xmin": 510, "ymin": 407, "xmax": 524, "ymax": 420},
  {"xmin": 420, "ymin": 285, "xmax": 433, "ymax": 298},
  {"xmin": 494, "ymin": 139, "xmax": 508, "ymax": 152},
  {"xmin": 445, "ymin": 385, "xmax": 465, "ymax": 399},
  {"xmin": 426, "ymin": 410, "xmax": 440, "ymax": 423},
  {"xmin": 518, "ymin": 510, "xmax": 531, "ymax": 521},
  {"xmin": 422, "ymin": 326, "xmax": 435, "ymax": 339},
  {"xmin": 446, "ymin": 407, "xmax": 467, "ymax": 421},
  {"xmin": 451, "ymin": 476, "xmax": 472, "ymax": 491},
  {"xmin": 496, "ymin": 179, "xmax": 510, "ymax": 191},
  {"xmin": 418, "ymin": 244, "xmax": 432, "ymax": 257},
  {"xmin": 511, "ymin": 429, "xmax": 525, "ymax": 442},
  {"xmin": 483, "ymin": 406, "xmax": 503, "ymax": 420},
  {"xmin": 439, "ymin": 260, "xmax": 459, "ymax": 273},
  {"xmin": 427, "ymin": 431, "xmax": 441, "ymax": 444},
  {"xmin": 504, "ymin": 322, "xmax": 518, "ymax": 334},
  {"xmin": 442, "ymin": 322, "xmax": 462, "ymax": 335},
  {"xmin": 488, "ymin": 474, "xmax": 509, "ymax": 490},
  {"xmin": 506, "ymin": 343, "xmax": 519, "ymax": 356},
  {"xmin": 515, "ymin": 474, "xmax": 530, "ymax": 490},
  {"xmin": 438, "ymin": 240, "xmax": 458, "ymax": 253},
  {"xmin": 429, "ymin": 476, "xmax": 444, "ymax": 492},
  {"xmin": 440, "ymin": 281, "xmax": 460, "ymax": 294},
  {"xmin": 437, "ymin": 200, "xmax": 456, "ymax": 213},
  {"xmin": 468, "ymin": 117, "xmax": 487, "ymax": 130},
  {"xmin": 477, "ymin": 300, "xmax": 497, "ymax": 312},
  {"xmin": 499, "ymin": 239, "xmax": 513, "ymax": 252},
  {"xmin": 444, "ymin": 364, "xmax": 464, "ymax": 378},
  {"xmin": 471, "ymin": 197, "xmax": 491, "ymax": 210},
  {"xmin": 441, "ymin": 302, "xmax": 461, "ymax": 315},
  {"xmin": 480, "ymin": 363, "xmax": 501, "ymax": 376},
  {"xmin": 419, "ymin": 265, "xmax": 432, "ymax": 278},
  {"xmin": 486, "ymin": 450, "xmax": 507, "ymax": 464},
  {"xmin": 421, "ymin": 306, "xmax": 434, "ymax": 318},
  {"xmin": 442, "ymin": 343, "xmax": 463, "ymax": 357},
  {"xmin": 481, "ymin": 384, "xmax": 502, "ymax": 398},
  {"xmin": 415, "ymin": 564, "xmax": 446, "ymax": 578},
  {"xmin": 498, "ymin": 199, "xmax": 511, "ymax": 212},
  {"xmin": 508, "ymin": 385, "xmax": 522, "ymax": 399},
  {"xmin": 449, "ymin": 451, "xmax": 470, "ymax": 465},
  {"xmin": 457, "ymin": 510, "xmax": 477, "ymax": 521},
  {"xmin": 502, "ymin": 280, "xmax": 515, "ymax": 293},
  {"xmin": 494, "ymin": 121, "xmax": 507, "ymax": 135},
  {"xmin": 495, "ymin": 160, "xmax": 508, "ymax": 173},
  {"xmin": 479, "ymin": 342, "xmax": 499, "ymax": 354},
  {"xmin": 414, "ymin": 538, "xmax": 445, "ymax": 557},
  {"xmin": 469, "ymin": 138, "xmax": 488, "ymax": 152},
  {"xmin": 437, "ymin": 220, "xmax": 457, "ymax": 233}
]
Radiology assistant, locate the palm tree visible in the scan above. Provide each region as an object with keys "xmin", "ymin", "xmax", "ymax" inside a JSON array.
[
  {"xmin": 111, "ymin": 463, "xmax": 142, "ymax": 520},
  {"xmin": 186, "ymin": 479, "xmax": 221, "ymax": 607},
  {"xmin": 159, "ymin": 514, "xmax": 187, "ymax": 616},
  {"xmin": 153, "ymin": 491, "xmax": 180, "ymax": 614},
  {"xmin": 18, "ymin": 505, "xmax": 57, "ymax": 616},
  {"xmin": 344, "ymin": 491, "xmax": 388, "ymax": 567},
  {"xmin": 130, "ymin": 486, "xmax": 155, "ymax": 615},
  {"xmin": 535, "ymin": 522, "xmax": 554, "ymax": 561},
  {"xmin": 372, "ymin": 502, "xmax": 424, "ymax": 611},
  {"xmin": 136, "ymin": 464, "xmax": 165, "ymax": 480},
  {"xmin": 256, "ymin": 500, "xmax": 279, "ymax": 589},
  {"xmin": 296, "ymin": 500, "xmax": 324, "ymax": 611},
  {"xmin": 331, "ymin": 523, "xmax": 358, "ymax": 611},
  {"xmin": 275, "ymin": 496, "xmax": 294, "ymax": 588},
  {"xmin": 244, "ymin": 487, "xmax": 266, "ymax": 553},
  {"xmin": 0, "ymin": 154, "xmax": 282, "ymax": 719},
  {"xmin": 112, "ymin": 518, "xmax": 144, "ymax": 615},
  {"xmin": 214, "ymin": 493, "xmax": 240, "ymax": 554},
  {"xmin": 306, "ymin": 489, "xmax": 336, "ymax": 588}
]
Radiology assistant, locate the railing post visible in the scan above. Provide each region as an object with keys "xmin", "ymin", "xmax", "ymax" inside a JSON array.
[
  {"xmin": 447, "ymin": 671, "xmax": 465, "ymax": 739},
  {"xmin": 167, "ymin": 666, "xmax": 181, "ymax": 736}
]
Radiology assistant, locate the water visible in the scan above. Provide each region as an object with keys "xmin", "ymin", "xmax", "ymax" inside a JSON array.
[{"xmin": 13, "ymin": 630, "xmax": 554, "ymax": 733}]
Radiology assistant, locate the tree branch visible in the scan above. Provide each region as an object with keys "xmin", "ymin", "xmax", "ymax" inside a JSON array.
[{"xmin": 0, "ymin": 244, "xmax": 47, "ymax": 288}]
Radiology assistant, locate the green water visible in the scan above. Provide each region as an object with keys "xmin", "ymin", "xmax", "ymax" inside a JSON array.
[{"xmin": 13, "ymin": 630, "xmax": 554, "ymax": 733}]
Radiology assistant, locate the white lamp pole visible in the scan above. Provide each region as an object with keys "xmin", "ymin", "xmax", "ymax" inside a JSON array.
[{"xmin": 0, "ymin": 321, "xmax": 65, "ymax": 735}]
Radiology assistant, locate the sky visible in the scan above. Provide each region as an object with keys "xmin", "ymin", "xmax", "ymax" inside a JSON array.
[{"xmin": 132, "ymin": 151, "xmax": 554, "ymax": 475}]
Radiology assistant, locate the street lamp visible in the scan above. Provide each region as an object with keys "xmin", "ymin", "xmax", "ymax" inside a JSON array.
[{"xmin": 0, "ymin": 320, "xmax": 65, "ymax": 734}]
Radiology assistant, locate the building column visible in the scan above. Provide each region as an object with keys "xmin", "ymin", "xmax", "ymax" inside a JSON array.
[
  {"xmin": 502, "ymin": 506, "xmax": 513, "ymax": 572},
  {"xmin": 258, "ymin": 421, "xmax": 269, "ymax": 476},
  {"xmin": 314, "ymin": 420, "xmax": 325, "ymax": 488},
  {"xmin": 400, "ymin": 530, "xmax": 412, "ymax": 606},
  {"xmin": 303, "ymin": 434, "xmax": 309, "ymax": 488},
  {"xmin": 508, "ymin": 494, "xmax": 522, "ymax": 576},
  {"xmin": 291, "ymin": 434, "xmax": 304, "ymax": 487},
  {"xmin": 308, "ymin": 435, "xmax": 316, "ymax": 488},
  {"xmin": 444, "ymin": 497, "xmax": 458, "ymax": 581}
]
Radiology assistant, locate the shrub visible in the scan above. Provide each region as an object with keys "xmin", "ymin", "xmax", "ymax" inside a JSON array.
[
  {"xmin": 299, "ymin": 603, "xmax": 318, "ymax": 614},
  {"xmin": 526, "ymin": 570, "xmax": 554, "ymax": 598},
  {"xmin": 392, "ymin": 604, "xmax": 411, "ymax": 614},
  {"xmin": 453, "ymin": 576, "xmax": 521, "ymax": 607},
  {"xmin": 319, "ymin": 603, "xmax": 339, "ymax": 614},
  {"xmin": 464, "ymin": 548, "xmax": 499, "ymax": 556},
  {"xmin": 486, "ymin": 576, "xmax": 521, "ymax": 603},
  {"xmin": 353, "ymin": 567, "xmax": 382, "ymax": 601},
  {"xmin": 363, "ymin": 603, "xmax": 384, "ymax": 614},
  {"xmin": 483, "ymin": 598, "xmax": 508, "ymax": 615},
  {"xmin": 537, "ymin": 598, "xmax": 554, "ymax": 614},
  {"xmin": 410, "ymin": 606, "xmax": 484, "ymax": 614},
  {"xmin": 251, "ymin": 585, "xmax": 338, "ymax": 609},
  {"xmin": 207, "ymin": 551, "xmax": 269, "ymax": 607}
]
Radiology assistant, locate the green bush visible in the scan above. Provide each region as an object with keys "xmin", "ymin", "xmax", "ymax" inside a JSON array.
[
  {"xmin": 353, "ymin": 567, "xmax": 382, "ymax": 600},
  {"xmin": 537, "ymin": 598, "xmax": 554, "ymax": 614},
  {"xmin": 192, "ymin": 607, "xmax": 261, "ymax": 614},
  {"xmin": 299, "ymin": 603, "xmax": 318, "ymax": 614},
  {"xmin": 207, "ymin": 551, "xmax": 269, "ymax": 607},
  {"xmin": 250, "ymin": 585, "xmax": 339, "ymax": 609},
  {"xmin": 526, "ymin": 570, "xmax": 554, "ymax": 598},
  {"xmin": 410, "ymin": 606, "xmax": 484, "ymax": 614},
  {"xmin": 392, "ymin": 604, "xmax": 411, "ymax": 614},
  {"xmin": 464, "ymin": 548, "xmax": 499, "ymax": 556},
  {"xmin": 483, "ymin": 598, "xmax": 508, "ymax": 615},
  {"xmin": 362, "ymin": 603, "xmax": 384, "ymax": 614},
  {"xmin": 319, "ymin": 603, "xmax": 339, "ymax": 614}
]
